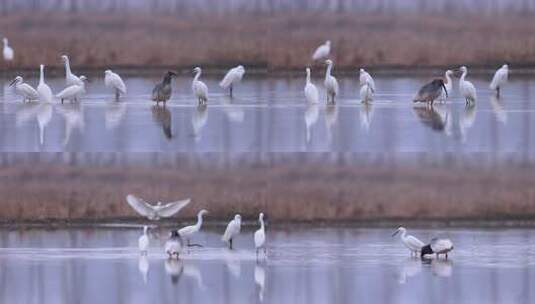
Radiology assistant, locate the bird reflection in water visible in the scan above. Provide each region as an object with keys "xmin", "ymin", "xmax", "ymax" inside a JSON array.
[
  {"xmin": 412, "ymin": 105, "xmax": 449, "ymax": 132},
  {"xmin": 460, "ymin": 103, "xmax": 477, "ymax": 138},
  {"xmin": 183, "ymin": 262, "xmax": 205, "ymax": 289},
  {"xmin": 223, "ymin": 97, "xmax": 244, "ymax": 123},
  {"xmin": 325, "ymin": 103, "xmax": 338, "ymax": 141},
  {"xmin": 398, "ymin": 258, "xmax": 422, "ymax": 284},
  {"xmin": 255, "ymin": 263, "xmax": 266, "ymax": 302},
  {"xmin": 192, "ymin": 104, "xmax": 208, "ymax": 142},
  {"xmin": 56, "ymin": 103, "xmax": 84, "ymax": 146},
  {"xmin": 165, "ymin": 258, "xmax": 184, "ymax": 285},
  {"xmin": 16, "ymin": 102, "xmax": 53, "ymax": 145},
  {"xmin": 360, "ymin": 102, "xmax": 374, "ymax": 132},
  {"xmin": 304, "ymin": 103, "xmax": 319, "ymax": 143},
  {"xmin": 421, "ymin": 258, "xmax": 453, "ymax": 277},
  {"xmin": 105, "ymin": 100, "xmax": 126, "ymax": 130},
  {"xmin": 138, "ymin": 254, "xmax": 149, "ymax": 284},
  {"xmin": 490, "ymin": 95, "xmax": 507, "ymax": 124},
  {"xmin": 151, "ymin": 105, "xmax": 172, "ymax": 140}
]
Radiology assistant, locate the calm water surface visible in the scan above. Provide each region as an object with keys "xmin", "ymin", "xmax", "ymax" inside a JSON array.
[
  {"xmin": 1, "ymin": 74, "xmax": 534, "ymax": 155},
  {"xmin": 0, "ymin": 226, "xmax": 534, "ymax": 304}
]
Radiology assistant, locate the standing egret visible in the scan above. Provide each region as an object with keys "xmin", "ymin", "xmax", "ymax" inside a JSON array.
[
  {"xmin": 2, "ymin": 38, "xmax": 13, "ymax": 61},
  {"xmin": 178, "ymin": 209, "xmax": 208, "ymax": 246},
  {"xmin": 324, "ymin": 59, "xmax": 339, "ymax": 104},
  {"xmin": 56, "ymin": 76, "xmax": 88, "ymax": 103},
  {"xmin": 304, "ymin": 68, "xmax": 319, "ymax": 104},
  {"xmin": 138, "ymin": 226, "xmax": 149, "ymax": 254},
  {"xmin": 392, "ymin": 227, "xmax": 425, "ymax": 256},
  {"xmin": 459, "ymin": 66, "xmax": 477, "ymax": 105},
  {"xmin": 165, "ymin": 230, "xmax": 184, "ymax": 259},
  {"xmin": 152, "ymin": 71, "xmax": 177, "ymax": 106},
  {"xmin": 61, "ymin": 55, "xmax": 82, "ymax": 86},
  {"xmin": 421, "ymin": 237, "xmax": 454, "ymax": 259},
  {"xmin": 413, "ymin": 79, "xmax": 448, "ymax": 105},
  {"xmin": 126, "ymin": 194, "xmax": 191, "ymax": 221},
  {"xmin": 360, "ymin": 80, "xmax": 374, "ymax": 103},
  {"xmin": 254, "ymin": 213, "xmax": 266, "ymax": 258},
  {"xmin": 438, "ymin": 70, "xmax": 453, "ymax": 102},
  {"xmin": 104, "ymin": 69, "xmax": 127, "ymax": 99},
  {"xmin": 222, "ymin": 214, "xmax": 241, "ymax": 250},
  {"xmin": 359, "ymin": 68, "xmax": 376, "ymax": 93},
  {"xmin": 192, "ymin": 67, "xmax": 208, "ymax": 105},
  {"xmin": 37, "ymin": 65, "xmax": 53, "ymax": 103},
  {"xmin": 312, "ymin": 40, "xmax": 331, "ymax": 61},
  {"xmin": 9, "ymin": 76, "xmax": 39, "ymax": 102},
  {"xmin": 220, "ymin": 65, "xmax": 245, "ymax": 97},
  {"xmin": 490, "ymin": 64, "xmax": 509, "ymax": 97}
]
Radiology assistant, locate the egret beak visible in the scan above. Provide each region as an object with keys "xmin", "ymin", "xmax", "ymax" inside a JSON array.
[
  {"xmin": 441, "ymin": 83, "xmax": 448, "ymax": 98},
  {"xmin": 392, "ymin": 230, "xmax": 400, "ymax": 237},
  {"xmin": 8, "ymin": 78, "xmax": 17, "ymax": 87}
]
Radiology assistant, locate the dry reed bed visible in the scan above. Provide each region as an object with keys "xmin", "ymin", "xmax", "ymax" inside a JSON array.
[
  {"xmin": 0, "ymin": 161, "xmax": 534, "ymax": 222},
  {"xmin": 1, "ymin": 12, "xmax": 535, "ymax": 70}
]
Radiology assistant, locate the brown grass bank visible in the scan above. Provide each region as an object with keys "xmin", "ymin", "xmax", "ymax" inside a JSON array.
[
  {"xmin": 1, "ymin": 12, "xmax": 535, "ymax": 71},
  {"xmin": 0, "ymin": 160, "xmax": 534, "ymax": 223}
]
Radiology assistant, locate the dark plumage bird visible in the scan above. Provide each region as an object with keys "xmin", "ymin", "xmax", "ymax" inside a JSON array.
[
  {"xmin": 152, "ymin": 71, "xmax": 177, "ymax": 105},
  {"xmin": 413, "ymin": 79, "xmax": 448, "ymax": 105},
  {"xmin": 421, "ymin": 237, "xmax": 454, "ymax": 259}
]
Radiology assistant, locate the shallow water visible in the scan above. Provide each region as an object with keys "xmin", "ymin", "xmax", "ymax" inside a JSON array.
[
  {"xmin": 0, "ymin": 226, "xmax": 534, "ymax": 304},
  {"xmin": 1, "ymin": 74, "xmax": 535, "ymax": 156}
]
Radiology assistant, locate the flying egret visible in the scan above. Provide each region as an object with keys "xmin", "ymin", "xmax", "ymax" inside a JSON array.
[
  {"xmin": 9, "ymin": 76, "xmax": 39, "ymax": 102},
  {"xmin": 438, "ymin": 70, "xmax": 453, "ymax": 102},
  {"xmin": 61, "ymin": 55, "xmax": 82, "ymax": 86},
  {"xmin": 2, "ymin": 38, "xmax": 13, "ymax": 61},
  {"xmin": 312, "ymin": 40, "xmax": 331, "ymax": 61},
  {"xmin": 152, "ymin": 71, "xmax": 177, "ymax": 106},
  {"xmin": 125, "ymin": 194, "xmax": 191, "ymax": 221},
  {"xmin": 178, "ymin": 209, "xmax": 208, "ymax": 246},
  {"xmin": 413, "ymin": 79, "xmax": 448, "ymax": 105},
  {"xmin": 192, "ymin": 67, "xmax": 208, "ymax": 105},
  {"xmin": 138, "ymin": 225, "xmax": 149, "ymax": 254},
  {"xmin": 220, "ymin": 65, "xmax": 245, "ymax": 97},
  {"xmin": 304, "ymin": 67, "xmax": 319, "ymax": 104},
  {"xmin": 37, "ymin": 65, "xmax": 53, "ymax": 103},
  {"xmin": 165, "ymin": 230, "xmax": 184, "ymax": 259},
  {"xmin": 360, "ymin": 80, "xmax": 374, "ymax": 103},
  {"xmin": 56, "ymin": 76, "xmax": 87, "ymax": 103},
  {"xmin": 459, "ymin": 66, "xmax": 477, "ymax": 105},
  {"xmin": 359, "ymin": 68, "xmax": 376, "ymax": 93},
  {"xmin": 254, "ymin": 213, "xmax": 266, "ymax": 258},
  {"xmin": 222, "ymin": 214, "xmax": 241, "ymax": 250},
  {"xmin": 421, "ymin": 237, "xmax": 454, "ymax": 259},
  {"xmin": 392, "ymin": 227, "xmax": 425, "ymax": 256},
  {"xmin": 104, "ymin": 69, "xmax": 127, "ymax": 99},
  {"xmin": 490, "ymin": 64, "xmax": 509, "ymax": 97},
  {"xmin": 324, "ymin": 59, "xmax": 339, "ymax": 104}
]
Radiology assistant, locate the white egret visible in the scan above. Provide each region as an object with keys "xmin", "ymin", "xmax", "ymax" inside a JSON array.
[
  {"xmin": 104, "ymin": 69, "xmax": 127, "ymax": 99},
  {"xmin": 220, "ymin": 65, "xmax": 245, "ymax": 97},
  {"xmin": 165, "ymin": 230, "xmax": 184, "ymax": 259},
  {"xmin": 138, "ymin": 225, "xmax": 149, "ymax": 254},
  {"xmin": 360, "ymin": 80, "xmax": 374, "ymax": 103},
  {"xmin": 254, "ymin": 213, "xmax": 266, "ymax": 258},
  {"xmin": 178, "ymin": 209, "xmax": 208, "ymax": 246},
  {"xmin": 138, "ymin": 254, "xmax": 149, "ymax": 284},
  {"xmin": 438, "ymin": 70, "xmax": 453, "ymax": 102},
  {"xmin": 312, "ymin": 40, "xmax": 331, "ymax": 61},
  {"xmin": 459, "ymin": 66, "xmax": 477, "ymax": 105},
  {"xmin": 37, "ymin": 65, "xmax": 53, "ymax": 103},
  {"xmin": 222, "ymin": 214, "xmax": 241, "ymax": 249},
  {"xmin": 392, "ymin": 227, "xmax": 425, "ymax": 256},
  {"xmin": 56, "ymin": 76, "xmax": 87, "ymax": 103},
  {"xmin": 126, "ymin": 194, "xmax": 191, "ymax": 221},
  {"xmin": 152, "ymin": 71, "xmax": 177, "ymax": 106},
  {"xmin": 359, "ymin": 68, "xmax": 376, "ymax": 92},
  {"xmin": 61, "ymin": 55, "xmax": 82, "ymax": 86},
  {"xmin": 324, "ymin": 59, "xmax": 339, "ymax": 103},
  {"xmin": 304, "ymin": 67, "xmax": 319, "ymax": 104},
  {"xmin": 192, "ymin": 67, "xmax": 208, "ymax": 105},
  {"xmin": 9, "ymin": 76, "xmax": 39, "ymax": 102},
  {"xmin": 489, "ymin": 64, "xmax": 509, "ymax": 97},
  {"xmin": 2, "ymin": 38, "xmax": 13, "ymax": 61},
  {"xmin": 421, "ymin": 237, "xmax": 454, "ymax": 259},
  {"xmin": 413, "ymin": 79, "xmax": 448, "ymax": 105}
]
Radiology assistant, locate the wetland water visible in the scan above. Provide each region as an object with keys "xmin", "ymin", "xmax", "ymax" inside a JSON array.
[
  {"xmin": 0, "ymin": 73, "xmax": 534, "ymax": 156},
  {"xmin": 0, "ymin": 226, "xmax": 534, "ymax": 304}
]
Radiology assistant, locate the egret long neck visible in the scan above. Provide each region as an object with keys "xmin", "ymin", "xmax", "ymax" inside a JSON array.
[
  {"xmin": 260, "ymin": 218, "xmax": 264, "ymax": 231},
  {"xmin": 39, "ymin": 65, "xmax": 44, "ymax": 85},
  {"xmin": 194, "ymin": 71, "xmax": 201, "ymax": 82},
  {"xmin": 444, "ymin": 73, "xmax": 452, "ymax": 90},
  {"xmin": 325, "ymin": 64, "xmax": 332, "ymax": 79},
  {"xmin": 460, "ymin": 70, "xmax": 467, "ymax": 82},
  {"xmin": 64, "ymin": 59, "xmax": 72, "ymax": 75},
  {"xmin": 196, "ymin": 213, "xmax": 204, "ymax": 228},
  {"xmin": 306, "ymin": 70, "xmax": 311, "ymax": 84}
]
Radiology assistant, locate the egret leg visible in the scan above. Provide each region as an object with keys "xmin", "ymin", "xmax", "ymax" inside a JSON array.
[
  {"xmin": 497, "ymin": 87, "xmax": 501, "ymax": 98},
  {"xmin": 230, "ymin": 85, "xmax": 233, "ymax": 98},
  {"xmin": 256, "ymin": 248, "xmax": 259, "ymax": 259},
  {"xmin": 115, "ymin": 90, "xmax": 120, "ymax": 101},
  {"xmin": 229, "ymin": 238, "xmax": 233, "ymax": 250}
]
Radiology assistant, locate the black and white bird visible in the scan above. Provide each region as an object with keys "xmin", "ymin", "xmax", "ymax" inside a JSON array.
[
  {"xmin": 165, "ymin": 230, "xmax": 184, "ymax": 259},
  {"xmin": 126, "ymin": 194, "xmax": 191, "ymax": 221},
  {"xmin": 421, "ymin": 237, "xmax": 454, "ymax": 259},
  {"xmin": 152, "ymin": 71, "xmax": 177, "ymax": 106},
  {"xmin": 414, "ymin": 79, "xmax": 448, "ymax": 105}
]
